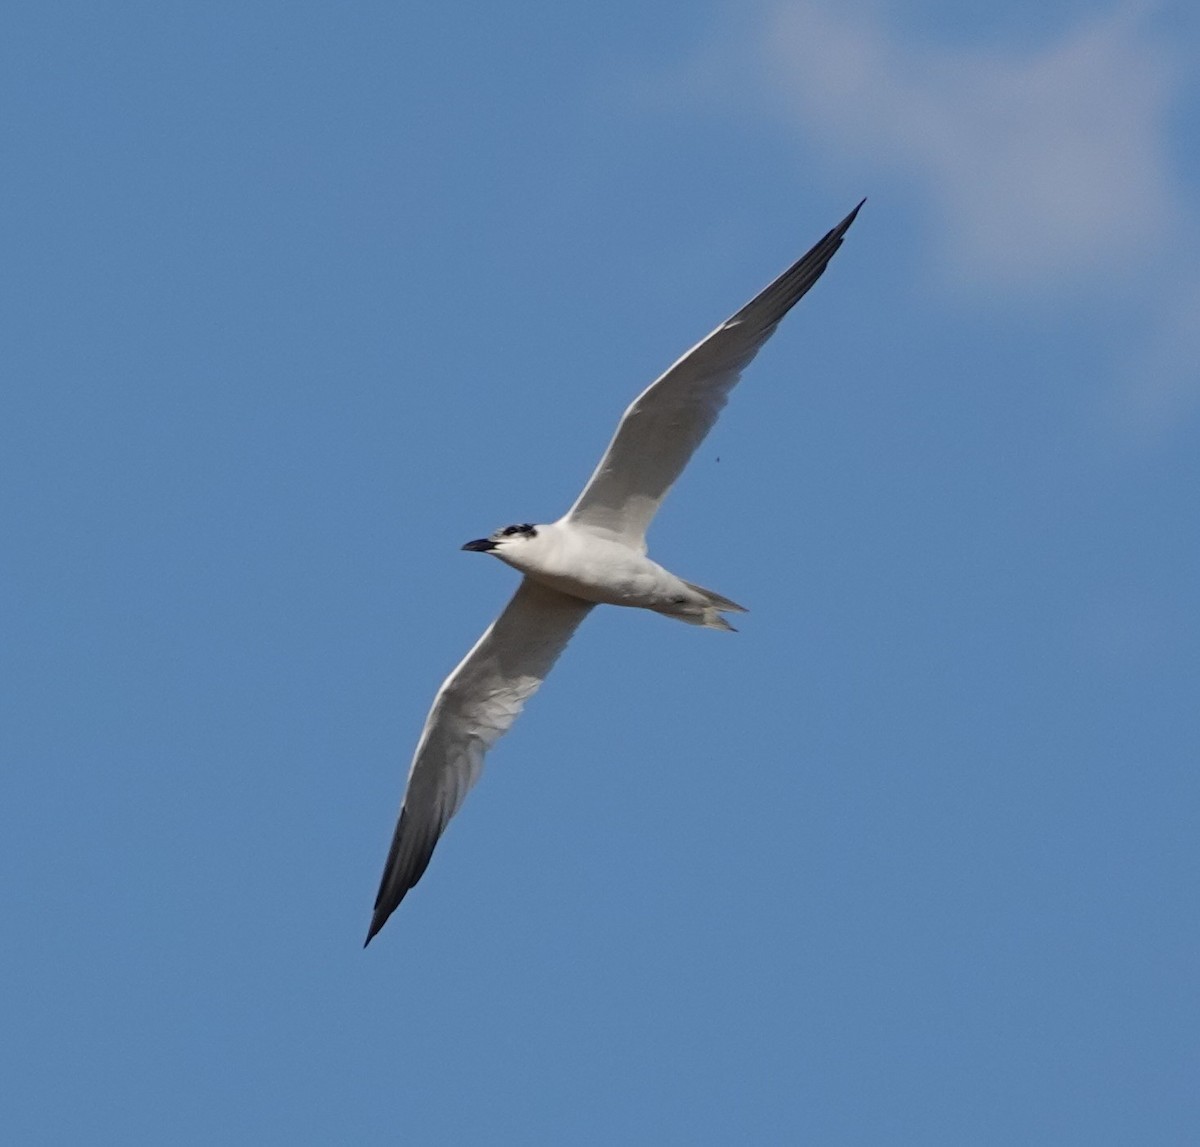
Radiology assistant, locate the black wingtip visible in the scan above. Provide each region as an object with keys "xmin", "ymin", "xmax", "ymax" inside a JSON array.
[
  {"xmin": 363, "ymin": 918, "xmax": 382, "ymax": 948},
  {"xmin": 838, "ymin": 198, "xmax": 866, "ymax": 233}
]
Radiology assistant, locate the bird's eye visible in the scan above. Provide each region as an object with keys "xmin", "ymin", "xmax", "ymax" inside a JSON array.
[{"xmin": 501, "ymin": 525, "xmax": 518, "ymax": 536}]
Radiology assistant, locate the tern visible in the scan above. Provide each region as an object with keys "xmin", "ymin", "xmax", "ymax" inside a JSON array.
[{"xmin": 365, "ymin": 202, "xmax": 863, "ymax": 944}]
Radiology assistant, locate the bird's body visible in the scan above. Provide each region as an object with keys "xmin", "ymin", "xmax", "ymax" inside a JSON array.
[
  {"xmin": 364, "ymin": 202, "xmax": 864, "ymax": 945},
  {"xmin": 476, "ymin": 521, "xmax": 745, "ymax": 628}
]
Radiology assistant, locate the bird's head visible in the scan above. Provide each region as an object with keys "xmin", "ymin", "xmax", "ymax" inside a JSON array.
[{"xmin": 461, "ymin": 522, "xmax": 541, "ymax": 559}]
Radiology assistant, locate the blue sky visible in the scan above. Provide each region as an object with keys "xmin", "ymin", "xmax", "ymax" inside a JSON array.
[{"xmin": 3, "ymin": 2, "xmax": 1198, "ymax": 1142}]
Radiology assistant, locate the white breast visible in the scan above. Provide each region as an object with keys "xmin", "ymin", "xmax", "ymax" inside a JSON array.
[{"xmin": 501, "ymin": 523, "xmax": 684, "ymax": 609}]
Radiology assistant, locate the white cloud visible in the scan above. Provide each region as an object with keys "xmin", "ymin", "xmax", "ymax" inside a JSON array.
[
  {"xmin": 648, "ymin": 2, "xmax": 1199, "ymax": 437},
  {"xmin": 759, "ymin": 1, "xmax": 1186, "ymax": 292}
]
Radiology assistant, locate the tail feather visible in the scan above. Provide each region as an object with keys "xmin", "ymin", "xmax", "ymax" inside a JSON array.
[
  {"xmin": 682, "ymin": 580, "xmax": 748, "ymax": 614},
  {"xmin": 701, "ymin": 609, "xmax": 738, "ymax": 632}
]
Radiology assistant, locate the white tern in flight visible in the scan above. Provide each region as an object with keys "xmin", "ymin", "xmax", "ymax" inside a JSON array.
[{"xmin": 365, "ymin": 202, "xmax": 863, "ymax": 944}]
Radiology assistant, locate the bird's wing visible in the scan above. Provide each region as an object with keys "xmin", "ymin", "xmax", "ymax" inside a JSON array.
[
  {"xmin": 365, "ymin": 577, "xmax": 593, "ymax": 944},
  {"xmin": 564, "ymin": 201, "xmax": 863, "ymax": 546}
]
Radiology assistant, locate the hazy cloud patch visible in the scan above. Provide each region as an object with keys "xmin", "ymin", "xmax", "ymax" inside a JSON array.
[
  {"xmin": 759, "ymin": 1, "xmax": 1185, "ymax": 292},
  {"xmin": 646, "ymin": 2, "xmax": 1198, "ymax": 438}
]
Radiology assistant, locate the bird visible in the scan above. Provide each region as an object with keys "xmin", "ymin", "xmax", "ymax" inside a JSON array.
[{"xmin": 364, "ymin": 201, "xmax": 864, "ymax": 945}]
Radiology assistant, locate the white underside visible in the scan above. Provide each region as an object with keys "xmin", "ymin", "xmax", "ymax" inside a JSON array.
[{"xmin": 494, "ymin": 521, "xmax": 744, "ymax": 627}]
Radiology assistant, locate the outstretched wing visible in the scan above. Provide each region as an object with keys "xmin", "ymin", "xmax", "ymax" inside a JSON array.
[
  {"xmin": 564, "ymin": 201, "xmax": 863, "ymax": 546},
  {"xmin": 365, "ymin": 578, "xmax": 594, "ymax": 945}
]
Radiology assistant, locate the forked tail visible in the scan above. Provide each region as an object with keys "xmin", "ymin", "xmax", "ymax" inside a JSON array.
[{"xmin": 682, "ymin": 580, "xmax": 748, "ymax": 631}]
